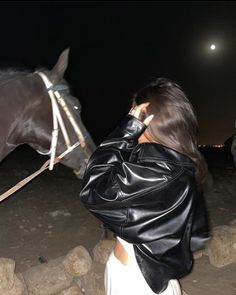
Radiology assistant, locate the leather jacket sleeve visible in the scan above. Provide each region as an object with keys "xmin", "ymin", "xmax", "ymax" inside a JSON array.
[{"xmin": 80, "ymin": 115, "xmax": 149, "ymax": 242}]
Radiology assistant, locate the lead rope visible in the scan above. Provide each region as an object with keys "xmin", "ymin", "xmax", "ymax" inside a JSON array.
[{"xmin": 0, "ymin": 141, "xmax": 81, "ymax": 203}]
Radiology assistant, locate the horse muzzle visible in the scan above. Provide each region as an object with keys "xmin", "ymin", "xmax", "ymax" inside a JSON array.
[{"xmin": 73, "ymin": 160, "xmax": 88, "ymax": 179}]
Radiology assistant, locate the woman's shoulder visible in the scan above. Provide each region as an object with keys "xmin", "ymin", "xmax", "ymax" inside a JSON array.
[{"xmin": 133, "ymin": 142, "xmax": 194, "ymax": 167}]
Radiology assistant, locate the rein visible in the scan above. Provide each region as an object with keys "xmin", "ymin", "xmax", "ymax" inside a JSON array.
[
  {"xmin": 0, "ymin": 72, "xmax": 87, "ymax": 202},
  {"xmin": 0, "ymin": 144, "xmax": 79, "ymax": 203}
]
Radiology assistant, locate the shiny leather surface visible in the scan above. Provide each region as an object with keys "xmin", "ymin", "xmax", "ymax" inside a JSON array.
[{"xmin": 80, "ymin": 115, "xmax": 209, "ymax": 293}]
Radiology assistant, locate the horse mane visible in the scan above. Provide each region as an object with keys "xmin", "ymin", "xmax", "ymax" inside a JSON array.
[
  {"xmin": 0, "ymin": 68, "xmax": 30, "ymax": 84},
  {"xmin": 0, "ymin": 67, "xmax": 67, "ymax": 89},
  {"xmin": 0, "ymin": 66, "xmax": 78, "ymax": 106}
]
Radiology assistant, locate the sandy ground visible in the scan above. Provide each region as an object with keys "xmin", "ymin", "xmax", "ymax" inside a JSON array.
[{"xmin": 0, "ymin": 145, "xmax": 235, "ymax": 295}]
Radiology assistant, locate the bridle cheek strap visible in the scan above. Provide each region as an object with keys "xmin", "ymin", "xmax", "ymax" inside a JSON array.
[{"xmin": 36, "ymin": 72, "xmax": 85, "ymax": 170}]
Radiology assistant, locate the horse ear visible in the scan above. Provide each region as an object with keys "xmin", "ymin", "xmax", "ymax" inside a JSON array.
[{"xmin": 50, "ymin": 48, "xmax": 70, "ymax": 83}]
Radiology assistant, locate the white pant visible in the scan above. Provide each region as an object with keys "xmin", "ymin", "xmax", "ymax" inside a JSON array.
[{"xmin": 104, "ymin": 251, "xmax": 182, "ymax": 295}]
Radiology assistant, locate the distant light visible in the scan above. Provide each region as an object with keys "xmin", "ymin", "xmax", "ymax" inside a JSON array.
[
  {"xmin": 210, "ymin": 44, "xmax": 216, "ymax": 50},
  {"xmin": 212, "ymin": 144, "xmax": 224, "ymax": 148},
  {"xmin": 198, "ymin": 144, "xmax": 224, "ymax": 148}
]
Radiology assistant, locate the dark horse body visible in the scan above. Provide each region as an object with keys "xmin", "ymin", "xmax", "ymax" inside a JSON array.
[{"xmin": 0, "ymin": 49, "xmax": 96, "ymax": 178}]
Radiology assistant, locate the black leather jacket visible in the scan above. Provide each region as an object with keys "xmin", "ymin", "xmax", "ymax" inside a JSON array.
[{"xmin": 80, "ymin": 115, "xmax": 209, "ymax": 294}]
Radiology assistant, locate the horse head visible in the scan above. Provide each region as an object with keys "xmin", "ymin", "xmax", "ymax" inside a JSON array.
[{"xmin": 32, "ymin": 48, "xmax": 96, "ymax": 179}]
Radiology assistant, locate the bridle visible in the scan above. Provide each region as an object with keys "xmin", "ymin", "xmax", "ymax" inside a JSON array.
[
  {"xmin": 36, "ymin": 71, "xmax": 87, "ymax": 170},
  {"xmin": 0, "ymin": 72, "xmax": 89, "ymax": 203}
]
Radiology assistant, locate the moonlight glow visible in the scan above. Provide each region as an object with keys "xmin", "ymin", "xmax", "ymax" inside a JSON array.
[{"xmin": 210, "ymin": 44, "xmax": 216, "ymax": 50}]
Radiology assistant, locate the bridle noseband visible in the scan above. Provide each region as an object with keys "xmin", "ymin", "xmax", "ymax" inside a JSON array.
[{"xmin": 36, "ymin": 71, "xmax": 87, "ymax": 170}]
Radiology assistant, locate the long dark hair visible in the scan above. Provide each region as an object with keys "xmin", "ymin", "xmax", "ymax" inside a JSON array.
[{"xmin": 132, "ymin": 77, "xmax": 208, "ymax": 189}]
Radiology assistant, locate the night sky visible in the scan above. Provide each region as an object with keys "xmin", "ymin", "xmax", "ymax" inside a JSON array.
[{"xmin": 0, "ymin": 1, "xmax": 236, "ymax": 145}]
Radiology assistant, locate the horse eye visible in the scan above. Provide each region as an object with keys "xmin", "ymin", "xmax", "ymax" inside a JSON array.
[{"xmin": 74, "ymin": 105, "xmax": 79, "ymax": 110}]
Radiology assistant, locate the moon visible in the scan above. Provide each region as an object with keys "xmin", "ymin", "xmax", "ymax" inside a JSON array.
[{"xmin": 210, "ymin": 44, "xmax": 216, "ymax": 50}]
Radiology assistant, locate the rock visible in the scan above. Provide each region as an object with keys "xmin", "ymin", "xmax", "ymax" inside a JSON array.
[
  {"xmin": 22, "ymin": 257, "xmax": 73, "ymax": 295},
  {"xmin": 0, "ymin": 257, "xmax": 15, "ymax": 292},
  {"xmin": 193, "ymin": 250, "xmax": 203, "ymax": 259},
  {"xmin": 77, "ymin": 262, "xmax": 105, "ymax": 295},
  {"xmin": 93, "ymin": 239, "xmax": 116, "ymax": 264},
  {"xmin": 4, "ymin": 274, "xmax": 26, "ymax": 295},
  {"xmin": 230, "ymin": 219, "xmax": 236, "ymax": 228},
  {"xmin": 207, "ymin": 225, "xmax": 236, "ymax": 267},
  {"xmin": 63, "ymin": 246, "xmax": 92, "ymax": 277},
  {"xmin": 56, "ymin": 285, "xmax": 84, "ymax": 295}
]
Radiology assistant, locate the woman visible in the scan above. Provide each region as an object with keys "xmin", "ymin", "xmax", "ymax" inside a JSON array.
[{"xmin": 80, "ymin": 77, "xmax": 209, "ymax": 294}]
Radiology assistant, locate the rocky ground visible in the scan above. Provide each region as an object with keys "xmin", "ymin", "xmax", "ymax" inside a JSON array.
[{"xmin": 0, "ymin": 145, "xmax": 235, "ymax": 295}]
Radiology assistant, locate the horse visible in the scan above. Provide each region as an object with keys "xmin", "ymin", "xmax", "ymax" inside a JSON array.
[
  {"xmin": 224, "ymin": 133, "xmax": 236, "ymax": 170},
  {"xmin": 0, "ymin": 48, "xmax": 96, "ymax": 182}
]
